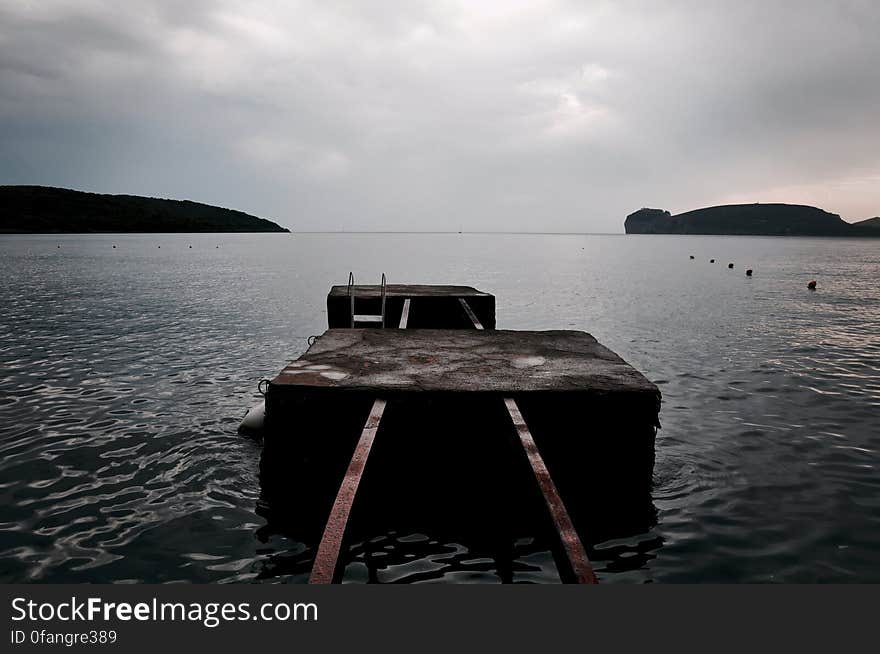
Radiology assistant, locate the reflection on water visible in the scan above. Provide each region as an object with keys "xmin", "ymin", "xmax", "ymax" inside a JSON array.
[{"xmin": 0, "ymin": 233, "xmax": 878, "ymax": 582}]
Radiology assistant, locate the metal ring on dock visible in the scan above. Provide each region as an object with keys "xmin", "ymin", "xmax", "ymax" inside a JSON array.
[
  {"xmin": 258, "ymin": 379, "xmax": 270, "ymax": 396},
  {"xmin": 307, "ymin": 335, "xmax": 319, "ymax": 346}
]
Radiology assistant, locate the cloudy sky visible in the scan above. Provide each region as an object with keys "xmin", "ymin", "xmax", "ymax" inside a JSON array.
[{"xmin": 2, "ymin": 1, "xmax": 879, "ymax": 231}]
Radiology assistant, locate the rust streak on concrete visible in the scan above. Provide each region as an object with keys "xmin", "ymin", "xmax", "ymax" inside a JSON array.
[
  {"xmin": 461, "ymin": 295, "xmax": 597, "ymax": 583},
  {"xmin": 459, "ymin": 298, "xmax": 484, "ymax": 330},
  {"xmin": 399, "ymin": 298, "xmax": 410, "ymax": 329},
  {"xmin": 504, "ymin": 397, "xmax": 598, "ymax": 584},
  {"xmin": 309, "ymin": 398, "xmax": 387, "ymax": 584}
]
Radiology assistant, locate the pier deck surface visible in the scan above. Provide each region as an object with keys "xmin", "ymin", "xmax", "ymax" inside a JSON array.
[
  {"xmin": 327, "ymin": 284, "xmax": 495, "ymax": 329},
  {"xmin": 271, "ymin": 328, "xmax": 658, "ymax": 397},
  {"xmin": 328, "ymin": 284, "xmax": 491, "ymax": 298}
]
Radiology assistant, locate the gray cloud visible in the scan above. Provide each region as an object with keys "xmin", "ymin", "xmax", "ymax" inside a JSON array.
[{"xmin": 2, "ymin": 0, "xmax": 879, "ymax": 231}]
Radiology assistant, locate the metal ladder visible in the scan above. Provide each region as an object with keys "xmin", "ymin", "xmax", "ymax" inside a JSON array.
[{"xmin": 347, "ymin": 272, "xmax": 386, "ymax": 328}]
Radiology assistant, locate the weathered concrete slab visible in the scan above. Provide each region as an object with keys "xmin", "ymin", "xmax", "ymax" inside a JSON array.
[
  {"xmin": 327, "ymin": 285, "xmax": 495, "ymax": 329},
  {"xmin": 328, "ymin": 284, "xmax": 491, "ymax": 299},
  {"xmin": 270, "ymin": 329, "xmax": 658, "ymax": 397},
  {"xmin": 261, "ymin": 329, "xmax": 661, "ymax": 535}
]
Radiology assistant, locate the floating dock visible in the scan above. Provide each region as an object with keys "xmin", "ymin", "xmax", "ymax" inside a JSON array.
[
  {"xmin": 327, "ymin": 283, "xmax": 495, "ymax": 329},
  {"xmin": 259, "ymin": 279, "xmax": 660, "ymax": 584},
  {"xmin": 269, "ymin": 329, "xmax": 657, "ymax": 399}
]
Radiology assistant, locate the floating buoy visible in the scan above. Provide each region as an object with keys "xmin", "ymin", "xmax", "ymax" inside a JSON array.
[
  {"xmin": 807, "ymin": 280, "xmax": 817, "ymax": 290},
  {"xmin": 188, "ymin": 245, "xmax": 192, "ymax": 249},
  {"xmin": 57, "ymin": 245, "xmax": 61, "ymax": 248},
  {"xmin": 689, "ymin": 255, "xmax": 695, "ymax": 260},
  {"xmin": 746, "ymin": 269, "xmax": 753, "ymax": 277},
  {"xmin": 710, "ymin": 259, "xmax": 715, "ymax": 263},
  {"xmin": 112, "ymin": 245, "xmax": 116, "ymax": 249},
  {"xmin": 158, "ymin": 245, "xmax": 161, "ymax": 248},
  {"xmin": 728, "ymin": 263, "xmax": 734, "ymax": 269},
  {"xmin": 238, "ymin": 401, "xmax": 266, "ymax": 436}
]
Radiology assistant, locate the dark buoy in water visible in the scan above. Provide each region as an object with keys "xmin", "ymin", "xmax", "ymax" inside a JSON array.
[
  {"xmin": 710, "ymin": 259, "xmax": 715, "ymax": 263},
  {"xmin": 112, "ymin": 245, "xmax": 116, "ymax": 249},
  {"xmin": 188, "ymin": 245, "xmax": 192, "ymax": 249},
  {"xmin": 689, "ymin": 255, "xmax": 695, "ymax": 260},
  {"xmin": 746, "ymin": 269, "xmax": 753, "ymax": 277},
  {"xmin": 807, "ymin": 280, "xmax": 817, "ymax": 290},
  {"xmin": 728, "ymin": 263, "xmax": 734, "ymax": 269},
  {"xmin": 57, "ymin": 245, "xmax": 61, "ymax": 248}
]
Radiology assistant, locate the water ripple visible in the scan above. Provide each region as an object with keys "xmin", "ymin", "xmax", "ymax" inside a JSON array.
[{"xmin": 1, "ymin": 233, "xmax": 878, "ymax": 582}]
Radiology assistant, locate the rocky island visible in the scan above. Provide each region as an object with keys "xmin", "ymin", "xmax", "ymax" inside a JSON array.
[
  {"xmin": 854, "ymin": 216, "xmax": 880, "ymax": 229},
  {"xmin": 0, "ymin": 186, "xmax": 289, "ymax": 233},
  {"xmin": 625, "ymin": 203, "xmax": 879, "ymax": 237}
]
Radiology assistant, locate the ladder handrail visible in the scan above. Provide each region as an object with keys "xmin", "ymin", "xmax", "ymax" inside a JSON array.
[
  {"xmin": 380, "ymin": 273, "xmax": 387, "ymax": 328},
  {"xmin": 348, "ymin": 272, "xmax": 355, "ymax": 328},
  {"xmin": 347, "ymin": 272, "xmax": 387, "ymax": 328}
]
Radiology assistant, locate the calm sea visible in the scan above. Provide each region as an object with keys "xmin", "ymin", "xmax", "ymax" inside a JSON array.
[{"xmin": 1, "ymin": 233, "xmax": 878, "ymax": 583}]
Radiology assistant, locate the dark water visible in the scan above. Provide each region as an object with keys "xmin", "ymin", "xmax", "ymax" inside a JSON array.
[{"xmin": 1, "ymin": 233, "xmax": 877, "ymax": 583}]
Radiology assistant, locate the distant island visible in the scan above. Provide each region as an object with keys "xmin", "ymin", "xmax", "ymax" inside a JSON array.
[
  {"xmin": 625, "ymin": 203, "xmax": 879, "ymax": 237},
  {"xmin": 855, "ymin": 216, "xmax": 880, "ymax": 229},
  {"xmin": 0, "ymin": 186, "xmax": 289, "ymax": 233}
]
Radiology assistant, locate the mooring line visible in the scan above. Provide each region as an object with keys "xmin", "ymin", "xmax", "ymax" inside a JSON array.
[
  {"xmin": 459, "ymin": 297, "xmax": 596, "ymax": 583},
  {"xmin": 309, "ymin": 398, "xmax": 387, "ymax": 584}
]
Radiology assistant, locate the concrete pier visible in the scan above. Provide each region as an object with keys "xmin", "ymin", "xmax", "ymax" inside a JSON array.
[
  {"xmin": 262, "ymin": 329, "xmax": 659, "ymax": 524},
  {"xmin": 259, "ymin": 285, "xmax": 660, "ymax": 583},
  {"xmin": 327, "ymin": 284, "xmax": 495, "ymax": 329},
  {"xmin": 270, "ymin": 328, "xmax": 657, "ymax": 398}
]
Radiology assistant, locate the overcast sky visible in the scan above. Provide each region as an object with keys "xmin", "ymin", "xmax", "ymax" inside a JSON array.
[{"xmin": 2, "ymin": 1, "xmax": 879, "ymax": 231}]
